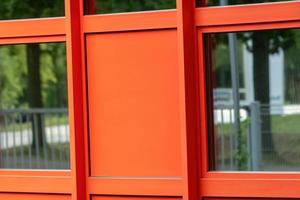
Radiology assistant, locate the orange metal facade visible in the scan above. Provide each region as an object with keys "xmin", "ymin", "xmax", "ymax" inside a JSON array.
[{"xmin": 0, "ymin": 0, "xmax": 300, "ymax": 200}]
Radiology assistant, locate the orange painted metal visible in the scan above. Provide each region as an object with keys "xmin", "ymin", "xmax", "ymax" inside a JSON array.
[
  {"xmin": 0, "ymin": 35, "xmax": 65, "ymax": 45},
  {"xmin": 200, "ymin": 178, "xmax": 300, "ymax": 198},
  {"xmin": 83, "ymin": 10, "xmax": 177, "ymax": 33},
  {"xmin": 0, "ymin": 0, "xmax": 299, "ymax": 199},
  {"xmin": 0, "ymin": 176, "xmax": 72, "ymax": 194},
  {"xmin": 195, "ymin": 1, "xmax": 300, "ymax": 28},
  {"xmin": 196, "ymin": 1, "xmax": 300, "ymax": 200},
  {"xmin": 87, "ymin": 0, "xmax": 96, "ymax": 14},
  {"xmin": 86, "ymin": 30, "xmax": 182, "ymax": 177},
  {"xmin": 87, "ymin": 177, "xmax": 182, "ymax": 196},
  {"xmin": 0, "ymin": 169, "xmax": 69, "ymax": 176},
  {"xmin": 176, "ymin": 1, "xmax": 200, "ymax": 200},
  {"xmin": 64, "ymin": 0, "xmax": 87, "ymax": 200},
  {"xmin": 0, "ymin": 17, "xmax": 65, "ymax": 39},
  {"xmin": 0, "ymin": 194, "xmax": 71, "ymax": 200},
  {"xmin": 0, "ymin": 11, "xmax": 69, "ymax": 200},
  {"xmin": 92, "ymin": 196, "xmax": 182, "ymax": 200}
]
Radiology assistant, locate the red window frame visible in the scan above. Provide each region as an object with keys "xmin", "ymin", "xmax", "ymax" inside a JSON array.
[
  {"xmin": 0, "ymin": 0, "xmax": 299, "ymax": 200},
  {"xmin": 0, "ymin": 0, "xmax": 82, "ymax": 197},
  {"xmin": 196, "ymin": 1, "xmax": 300, "ymax": 199}
]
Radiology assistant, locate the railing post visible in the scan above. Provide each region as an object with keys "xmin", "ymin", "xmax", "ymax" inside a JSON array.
[{"xmin": 249, "ymin": 102, "xmax": 262, "ymax": 170}]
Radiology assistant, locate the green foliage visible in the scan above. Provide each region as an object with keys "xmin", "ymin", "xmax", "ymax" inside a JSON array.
[
  {"xmin": 0, "ymin": 45, "xmax": 27, "ymax": 109},
  {"xmin": 93, "ymin": 0, "xmax": 176, "ymax": 14},
  {"xmin": 0, "ymin": 1, "xmax": 67, "ymax": 109},
  {"xmin": 236, "ymin": 118, "xmax": 250, "ymax": 170},
  {"xmin": 0, "ymin": 43, "xmax": 67, "ymax": 109},
  {"xmin": 212, "ymin": 35, "xmax": 245, "ymax": 88},
  {"xmin": 40, "ymin": 43, "xmax": 68, "ymax": 108},
  {"xmin": 0, "ymin": 0, "xmax": 64, "ymax": 20}
]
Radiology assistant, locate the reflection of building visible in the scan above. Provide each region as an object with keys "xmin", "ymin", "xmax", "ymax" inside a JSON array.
[{"xmin": 243, "ymin": 44, "xmax": 284, "ymax": 114}]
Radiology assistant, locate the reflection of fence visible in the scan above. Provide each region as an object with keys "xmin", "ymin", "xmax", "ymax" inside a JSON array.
[
  {"xmin": 215, "ymin": 103, "xmax": 300, "ymax": 171},
  {"xmin": 0, "ymin": 108, "xmax": 69, "ymax": 169},
  {"xmin": 214, "ymin": 103, "xmax": 261, "ymax": 171}
]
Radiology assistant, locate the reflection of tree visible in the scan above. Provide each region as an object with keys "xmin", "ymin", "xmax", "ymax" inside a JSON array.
[
  {"xmin": 284, "ymin": 30, "xmax": 300, "ymax": 104},
  {"xmin": 26, "ymin": 44, "xmax": 44, "ymax": 148},
  {"xmin": 244, "ymin": 30, "xmax": 295, "ymax": 154},
  {"xmin": 87, "ymin": 0, "xmax": 175, "ymax": 14},
  {"xmin": 252, "ymin": 33, "xmax": 272, "ymax": 152},
  {"xmin": 212, "ymin": 29, "xmax": 295, "ymax": 167},
  {"xmin": 0, "ymin": 0, "xmax": 65, "ymax": 149}
]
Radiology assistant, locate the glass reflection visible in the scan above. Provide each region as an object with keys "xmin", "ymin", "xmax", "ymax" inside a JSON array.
[
  {"xmin": 0, "ymin": 0, "xmax": 64, "ymax": 20},
  {"xmin": 85, "ymin": 0, "xmax": 176, "ymax": 14},
  {"xmin": 206, "ymin": 29, "xmax": 300, "ymax": 171},
  {"xmin": 0, "ymin": 43, "xmax": 69, "ymax": 169}
]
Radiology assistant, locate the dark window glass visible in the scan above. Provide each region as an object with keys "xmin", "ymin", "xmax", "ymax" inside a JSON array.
[
  {"xmin": 0, "ymin": 0, "xmax": 64, "ymax": 20},
  {"xmin": 0, "ymin": 42, "xmax": 69, "ymax": 169},
  {"xmin": 206, "ymin": 28, "xmax": 300, "ymax": 171},
  {"xmin": 85, "ymin": 0, "xmax": 176, "ymax": 14},
  {"xmin": 197, "ymin": 0, "xmax": 295, "ymax": 6}
]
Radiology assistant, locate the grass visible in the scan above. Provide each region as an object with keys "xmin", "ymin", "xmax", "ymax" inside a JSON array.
[
  {"xmin": 2, "ymin": 143, "xmax": 69, "ymax": 157},
  {"xmin": 0, "ymin": 143, "xmax": 70, "ymax": 169},
  {"xmin": 272, "ymin": 114, "xmax": 300, "ymax": 134},
  {"xmin": 216, "ymin": 113, "xmax": 300, "ymax": 135},
  {"xmin": 215, "ymin": 113, "xmax": 300, "ymax": 169}
]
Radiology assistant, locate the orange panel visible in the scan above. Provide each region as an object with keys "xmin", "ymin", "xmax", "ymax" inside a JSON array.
[
  {"xmin": 0, "ymin": 193, "xmax": 71, "ymax": 200},
  {"xmin": 87, "ymin": 29, "xmax": 182, "ymax": 177},
  {"xmin": 93, "ymin": 196, "xmax": 181, "ymax": 200}
]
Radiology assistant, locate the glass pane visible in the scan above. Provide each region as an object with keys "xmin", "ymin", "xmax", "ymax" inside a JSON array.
[
  {"xmin": 197, "ymin": 0, "xmax": 295, "ymax": 7},
  {"xmin": 0, "ymin": 0, "xmax": 64, "ymax": 20},
  {"xmin": 0, "ymin": 42, "xmax": 69, "ymax": 169},
  {"xmin": 85, "ymin": 0, "xmax": 176, "ymax": 14},
  {"xmin": 205, "ymin": 28, "xmax": 300, "ymax": 171}
]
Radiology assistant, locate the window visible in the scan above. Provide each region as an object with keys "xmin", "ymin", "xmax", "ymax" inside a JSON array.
[
  {"xmin": 197, "ymin": 0, "xmax": 295, "ymax": 7},
  {"xmin": 0, "ymin": 42, "xmax": 69, "ymax": 169},
  {"xmin": 205, "ymin": 28, "xmax": 300, "ymax": 171},
  {"xmin": 85, "ymin": 0, "xmax": 176, "ymax": 14},
  {"xmin": 0, "ymin": 0, "xmax": 64, "ymax": 20}
]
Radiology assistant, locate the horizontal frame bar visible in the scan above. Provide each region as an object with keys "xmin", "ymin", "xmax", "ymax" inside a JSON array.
[
  {"xmin": 205, "ymin": 172, "xmax": 300, "ymax": 179},
  {"xmin": 87, "ymin": 177, "xmax": 183, "ymax": 196},
  {"xmin": 83, "ymin": 10, "xmax": 177, "ymax": 33},
  {"xmin": 198, "ymin": 20, "xmax": 300, "ymax": 33},
  {"xmin": 200, "ymin": 178, "xmax": 300, "ymax": 198},
  {"xmin": 0, "ymin": 193, "xmax": 71, "ymax": 200},
  {"xmin": 195, "ymin": 1, "xmax": 300, "ymax": 28},
  {"xmin": 0, "ymin": 35, "xmax": 65, "ymax": 45},
  {"xmin": 0, "ymin": 176, "xmax": 72, "ymax": 194},
  {"xmin": 0, "ymin": 17, "xmax": 65, "ymax": 39},
  {"xmin": 0, "ymin": 170, "xmax": 70, "ymax": 176}
]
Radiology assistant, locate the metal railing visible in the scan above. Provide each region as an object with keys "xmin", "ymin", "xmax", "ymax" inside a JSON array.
[
  {"xmin": 0, "ymin": 108, "xmax": 69, "ymax": 169},
  {"xmin": 214, "ymin": 103, "xmax": 300, "ymax": 171}
]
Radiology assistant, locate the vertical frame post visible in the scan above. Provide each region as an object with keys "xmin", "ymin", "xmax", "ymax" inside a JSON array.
[
  {"xmin": 65, "ymin": 0, "xmax": 87, "ymax": 199},
  {"xmin": 177, "ymin": 0, "xmax": 200, "ymax": 200}
]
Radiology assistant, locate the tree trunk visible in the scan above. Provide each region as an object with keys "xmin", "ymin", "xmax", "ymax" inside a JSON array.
[
  {"xmin": 26, "ymin": 44, "xmax": 45, "ymax": 149},
  {"xmin": 252, "ymin": 32, "xmax": 274, "ymax": 153}
]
